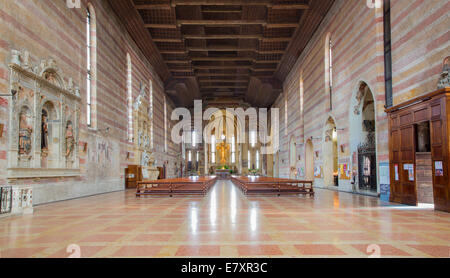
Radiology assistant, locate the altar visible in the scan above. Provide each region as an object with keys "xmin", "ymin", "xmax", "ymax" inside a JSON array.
[{"xmin": 215, "ymin": 169, "xmax": 231, "ymax": 180}]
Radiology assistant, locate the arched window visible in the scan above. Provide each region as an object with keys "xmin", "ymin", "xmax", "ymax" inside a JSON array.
[
  {"xmin": 299, "ymin": 70, "xmax": 304, "ymax": 141},
  {"xmin": 250, "ymin": 130, "xmax": 257, "ymax": 148},
  {"xmin": 192, "ymin": 130, "xmax": 197, "ymax": 147},
  {"xmin": 188, "ymin": 151, "xmax": 192, "ymax": 162},
  {"xmin": 164, "ymin": 95, "xmax": 167, "ymax": 152},
  {"xmin": 149, "ymin": 80, "xmax": 154, "ymax": 149},
  {"xmin": 285, "ymin": 95, "xmax": 288, "ymax": 135},
  {"xmin": 325, "ymin": 33, "xmax": 333, "ymax": 110},
  {"xmin": 256, "ymin": 150, "xmax": 260, "ymax": 169},
  {"xmin": 126, "ymin": 53, "xmax": 133, "ymax": 142},
  {"xmin": 86, "ymin": 4, "xmax": 96, "ymax": 128}
]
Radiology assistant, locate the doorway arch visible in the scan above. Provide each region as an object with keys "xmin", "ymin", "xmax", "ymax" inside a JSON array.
[
  {"xmin": 305, "ymin": 139, "xmax": 314, "ymax": 180},
  {"xmin": 349, "ymin": 81, "xmax": 377, "ymax": 193},
  {"xmin": 323, "ymin": 117, "xmax": 338, "ymax": 187}
]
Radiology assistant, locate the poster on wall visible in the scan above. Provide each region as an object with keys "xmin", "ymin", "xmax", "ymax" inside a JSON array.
[
  {"xmin": 394, "ymin": 164, "xmax": 399, "ymax": 181},
  {"xmin": 298, "ymin": 167, "xmax": 305, "ymax": 178},
  {"xmin": 404, "ymin": 164, "xmax": 414, "ymax": 181},
  {"xmin": 435, "ymin": 161, "xmax": 444, "ymax": 176},
  {"xmin": 314, "ymin": 166, "xmax": 321, "ymax": 178},
  {"xmin": 379, "ymin": 163, "xmax": 390, "ymax": 202}
]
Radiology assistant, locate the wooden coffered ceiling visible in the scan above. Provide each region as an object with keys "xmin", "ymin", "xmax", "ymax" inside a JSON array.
[{"xmin": 108, "ymin": 0, "xmax": 335, "ymax": 108}]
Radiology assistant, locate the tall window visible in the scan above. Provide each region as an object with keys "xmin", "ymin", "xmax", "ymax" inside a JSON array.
[
  {"xmin": 86, "ymin": 8, "xmax": 91, "ymax": 127},
  {"xmin": 329, "ymin": 38, "xmax": 333, "ymax": 92},
  {"xmin": 250, "ymin": 131, "xmax": 257, "ymax": 148},
  {"xmin": 188, "ymin": 151, "xmax": 192, "ymax": 162},
  {"xmin": 248, "ymin": 150, "xmax": 251, "ymax": 169},
  {"xmin": 211, "ymin": 135, "xmax": 216, "ymax": 163},
  {"xmin": 126, "ymin": 53, "xmax": 133, "ymax": 142},
  {"xmin": 285, "ymin": 97, "xmax": 288, "ymax": 135},
  {"xmin": 384, "ymin": 0, "xmax": 393, "ymax": 107},
  {"xmin": 164, "ymin": 95, "xmax": 167, "ymax": 152},
  {"xmin": 86, "ymin": 5, "xmax": 96, "ymax": 128},
  {"xmin": 192, "ymin": 130, "xmax": 197, "ymax": 147},
  {"xmin": 196, "ymin": 151, "xmax": 199, "ymax": 162},
  {"xmin": 300, "ymin": 71, "xmax": 304, "ymax": 143},
  {"xmin": 256, "ymin": 150, "xmax": 260, "ymax": 169},
  {"xmin": 325, "ymin": 33, "xmax": 333, "ymax": 110},
  {"xmin": 149, "ymin": 80, "xmax": 154, "ymax": 149},
  {"xmin": 231, "ymin": 136, "xmax": 236, "ymax": 163}
]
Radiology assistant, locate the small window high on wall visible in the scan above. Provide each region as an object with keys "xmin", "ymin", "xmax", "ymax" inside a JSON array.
[{"xmin": 86, "ymin": 4, "xmax": 96, "ymax": 128}]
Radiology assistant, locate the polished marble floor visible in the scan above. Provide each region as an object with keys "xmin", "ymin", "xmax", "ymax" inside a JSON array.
[{"xmin": 0, "ymin": 180, "xmax": 449, "ymax": 258}]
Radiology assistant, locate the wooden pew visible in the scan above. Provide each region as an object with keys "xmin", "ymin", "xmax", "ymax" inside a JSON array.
[
  {"xmin": 136, "ymin": 176, "xmax": 218, "ymax": 197},
  {"xmin": 231, "ymin": 176, "xmax": 314, "ymax": 196}
]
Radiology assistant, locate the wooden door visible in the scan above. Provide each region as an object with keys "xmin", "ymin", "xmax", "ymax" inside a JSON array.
[
  {"xmin": 399, "ymin": 124, "xmax": 417, "ymax": 205},
  {"xmin": 389, "ymin": 114, "xmax": 402, "ymax": 203},
  {"xmin": 430, "ymin": 100, "xmax": 449, "ymax": 212},
  {"xmin": 389, "ymin": 112, "xmax": 417, "ymax": 206}
]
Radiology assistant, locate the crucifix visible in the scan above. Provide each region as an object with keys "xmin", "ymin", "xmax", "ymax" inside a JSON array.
[{"xmin": 216, "ymin": 142, "xmax": 230, "ymax": 164}]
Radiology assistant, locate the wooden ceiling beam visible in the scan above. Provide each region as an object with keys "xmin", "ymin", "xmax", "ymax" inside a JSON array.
[
  {"xmin": 271, "ymin": 4, "xmax": 309, "ymax": 9},
  {"xmin": 171, "ymin": 0, "xmax": 272, "ymax": 6},
  {"xmin": 200, "ymin": 86, "xmax": 248, "ymax": 89},
  {"xmin": 266, "ymin": 23, "xmax": 299, "ymax": 28},
  {"xmin": 196, "ymin": 73, "xmax": 250, "ymax": 76},
  {"xmin": 191, "ymin": 57, "xmax": 254, "ymax": 61},
  {"xmin": 169, "ymin": 69, "xmax": 193, "ymax": 72},
  {"xmin": 184, "ymin": 34, "xmax": 261, "ymax": 40},
  {"xmin": 159, "ymin": 50, "xmax": 187, "ymax": 54},
  {"xmin": 194, "ymin": 65, "xmax": 252, "ymax": 70},
  {"xmin": 188, "ymin": 46, "xmax": 285, "ymax": 53},
  {"xmin": 170, "ymin": 0, "xmax": 309, "ymax": 8},
  {"xmin": 144, "ymin": 24, "xmax": 177, "ymax": 29},
  {"xmin": 199, "ymin": 80, "xmax": 249, "ymax": 83},
  {"xmin": 177, "ymin": 20, "xmax": 267, "ymax": 27},
  {"xmin": 254, "ymin": 60, "xmax": 280, "ymax": 63},
  {"xmin": 188, "ymin": 46, "xmax": 256, "ymax": 52},
  {"xmin": 152, "ymin": 38, "xmax": 184, "ymax": 43},
  {"xmin": 165, "ymin": 60, "xmax": 191, "ymax": 64},
  {"xmin": 251, "ymin": 68, "xmax": 277, "ymax": 72}
]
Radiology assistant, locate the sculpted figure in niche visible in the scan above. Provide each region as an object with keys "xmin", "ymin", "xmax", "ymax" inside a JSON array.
[
  {"xmin": 65, "ymin": 122, "xmax": 75, "ymax": 157},
  {"xmin": 437, "ymin": 56, "xmax": 450, "ymax": 89},
  {"xmin": 19, "ymin": 110, "xmax": 33, "ymax": 155},
  {"xmin": 41, "ymin": 110, "xmax": 49, "ymax": 155}
]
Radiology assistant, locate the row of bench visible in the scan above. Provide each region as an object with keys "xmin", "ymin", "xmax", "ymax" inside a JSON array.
[
  {"xmin": 231, "ymin": 176, "xmax": 315, "ymax": 196},
  {"xmin": 136, "ymin": 176, "xmax": 218, "ymax": 197}
]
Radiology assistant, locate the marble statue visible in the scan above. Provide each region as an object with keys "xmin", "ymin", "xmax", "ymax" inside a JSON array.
[
  {"xmin": 65, "ymin": 122, "xmax": 75, "ymax": 157},
  {"xmin": 437, "ymin": 57, "xmax": 450, "ymax": 89},
  {"xmin": 19, "ymin": 112, "xmax": 33, "ymax": 155},
  {"xmin": 41, "ymin": 112, "xmax": 49, "ymax": 153}
]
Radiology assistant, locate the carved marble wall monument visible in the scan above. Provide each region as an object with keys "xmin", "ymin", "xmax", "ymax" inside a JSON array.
[
  {"xmin": 7, "ymin": 50, "xmax": 81, "ymax": 179},
  {"xmin": 133, "ymin": 83, "xmax": 159, "ymax": 180}
]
